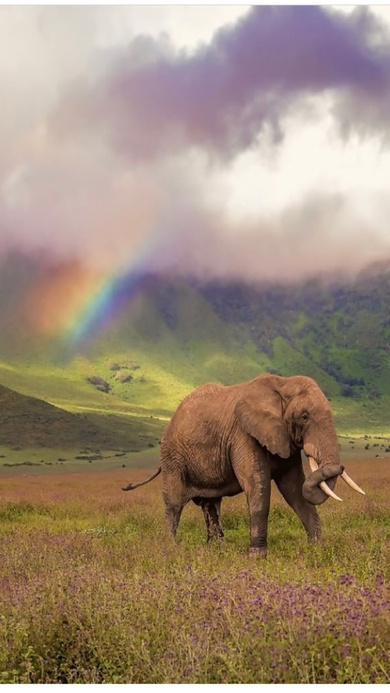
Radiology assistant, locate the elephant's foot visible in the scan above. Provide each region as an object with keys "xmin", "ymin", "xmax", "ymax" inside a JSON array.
[
  {"xmin": 206, "ymin": 531, "xmax": 225, "ymax": 544},
  {"xmin": 249, "ymin": 546, "xmax": 267, "ymax": 558},
  {"xmin": 307, "ymin": 533, "xmax": 321, "ymax": 543}
]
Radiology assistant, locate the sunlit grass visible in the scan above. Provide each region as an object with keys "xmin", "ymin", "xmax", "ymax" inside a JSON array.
[{"xmin": 0, "ymin": 460, "xmax": 389, "ymax": 683}]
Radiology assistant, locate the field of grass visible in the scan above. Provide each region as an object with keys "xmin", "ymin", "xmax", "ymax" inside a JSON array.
[
  {"xmin": 0, "ymin": 458, "xmax": 389, "ymax": 683},
  {"xmin": 1, "ymin": 432, "xmax": 390, "ymax": 477},
  {"xmin": 0, "ymin": 446, "xmax": 161, "ymax": 476}
]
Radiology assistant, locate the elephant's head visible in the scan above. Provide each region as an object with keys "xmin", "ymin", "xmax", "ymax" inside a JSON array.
[{"xmin": 235, "ymin": 374, "xmax": 365, "ymax": 505}]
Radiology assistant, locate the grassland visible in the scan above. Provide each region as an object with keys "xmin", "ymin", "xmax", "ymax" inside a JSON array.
[
  {"xmin": 2, "ymin": 267, "xmax": 390, "ymax": 681},
  {"xmin": 0, "ymin": 457, "xmax": 389, "ymax": 683}
]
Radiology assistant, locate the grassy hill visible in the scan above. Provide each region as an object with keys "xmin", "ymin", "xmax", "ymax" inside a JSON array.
[
  {"xmin": 0, "ymin": 383, "xmax": 162, "ymax": 451},
  {"xmin": 2, "ymin": 263, "xmax": 390, "ymax": 457}
]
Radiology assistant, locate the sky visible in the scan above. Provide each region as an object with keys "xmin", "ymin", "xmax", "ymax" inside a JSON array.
[{"xmin": 2, "ymin": 4, "xmax": 390, "ymax": 288}]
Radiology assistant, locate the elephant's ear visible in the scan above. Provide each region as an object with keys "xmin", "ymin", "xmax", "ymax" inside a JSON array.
[{"xmin": 235, "ymin": 377, "xmax": 290, "ymax": 458}]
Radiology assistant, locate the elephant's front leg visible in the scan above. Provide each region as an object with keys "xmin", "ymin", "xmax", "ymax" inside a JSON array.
[
  {"xmin": 232, "ymin": 442, "xmax": 271, "ymax": 557},
  {"xmin": 272, "ymin": 451, "xmax": 321, "ymax": 541}
]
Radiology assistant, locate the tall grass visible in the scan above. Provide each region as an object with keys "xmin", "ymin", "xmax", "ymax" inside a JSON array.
[{"xmin": 0, "ymin": 460, "xmax": 389, "ymax": 683}]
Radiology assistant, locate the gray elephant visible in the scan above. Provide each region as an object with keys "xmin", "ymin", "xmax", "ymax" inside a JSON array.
[{"xmin": 123, "ymin": 374, "xmax": 365, "ymax": 556}]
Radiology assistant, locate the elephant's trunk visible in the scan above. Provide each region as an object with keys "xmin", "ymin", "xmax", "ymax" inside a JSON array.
[
  {"xmin": 304, "ymin": 457, "xmax": 343, "ymax": 503},
  {"xmin": 302, "ymin": 457, "xmax": 343, "ymax": 505},
  {"xmin": 301, "ymin": 419, "xmax": 364, "ymax": 505}
]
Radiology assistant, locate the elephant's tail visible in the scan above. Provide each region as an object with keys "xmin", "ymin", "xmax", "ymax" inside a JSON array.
[{"xmin": 122, "ymin": 466, "xmax": 162, "ymax": 491}]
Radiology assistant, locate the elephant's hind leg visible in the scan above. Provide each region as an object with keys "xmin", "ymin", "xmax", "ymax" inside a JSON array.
[
  {"xmin": 196, "ymin": 497, "xmax": 224, "ymax": 543},
  {"xmin": 165, "ymin": 503, "xmax": 183, "ymax": 541},
  {"xmin": 162, "ymin": 467, "xmax": 187, "ymax": 542}
]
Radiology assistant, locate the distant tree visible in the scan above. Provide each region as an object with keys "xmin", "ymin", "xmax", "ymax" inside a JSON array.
[
  {"xmin": 341, "ymin": 384, "xmax": 355, "ymax": 398},
  {"xmin": 368, "ymin": 387, "xmax": 381, "ymax": 401},
  {"xmin": 343, "ymin": 376, "xmax": 365, "ymax": 387}
]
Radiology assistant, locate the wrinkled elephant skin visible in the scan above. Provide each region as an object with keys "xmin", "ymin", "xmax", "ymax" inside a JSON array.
[{"xmin": 123, "ymin": 373, "xmax": 365, "ymax": 556}]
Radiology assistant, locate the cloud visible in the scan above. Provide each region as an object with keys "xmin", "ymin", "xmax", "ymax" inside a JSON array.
[
  {"xmin": 2, "ymin": 4, "xmax": 390, "ymax": 301},
  {"xmin": 153, "ymin": 192, "xmax": 390, "ymax": 283},
  {"xmin": 51, "ymin": 6, "xmax": 390, "ymax": 161},
  {"xmin": 2, "ymin": 191, "xmax": 390, "ymax": 344}
]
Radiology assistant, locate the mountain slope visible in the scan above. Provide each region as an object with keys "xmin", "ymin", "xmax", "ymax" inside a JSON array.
[
  {"xmin": 0, "ymin": 383, "xmax": 162, "ymax": 449},
  {"xmin": 2, "ymin": 267, "xmax": 390, "ymax": 437}
]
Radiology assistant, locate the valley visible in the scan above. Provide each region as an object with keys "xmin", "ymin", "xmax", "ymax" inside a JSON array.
[{"xmin": 2, "ymin": 266, "xmax": 390, "ymax": 474}]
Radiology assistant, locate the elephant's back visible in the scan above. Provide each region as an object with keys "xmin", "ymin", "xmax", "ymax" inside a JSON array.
[
  {"xmin": 169, "ymin": 382, "xmax": 228, "ymax": 421},
  {"xmin": 160, "ymin": 382, "xmax": 241, "ymax": 488},
  {"xmin": 180, "ymin": 382, "xmax": 225, "ymax": 403},
  {"xmin": 162, "ymin": 382, "xmax": 235, "ymax": 445}
]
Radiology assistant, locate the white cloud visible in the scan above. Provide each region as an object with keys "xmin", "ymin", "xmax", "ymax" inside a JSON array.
[
  {"xmin": 219, "ymin": 94, "xmax": 390, "ymax": 224},
  {"xmin": 2, "ymin": 5, "xmax": 390, "ymax": 285}
]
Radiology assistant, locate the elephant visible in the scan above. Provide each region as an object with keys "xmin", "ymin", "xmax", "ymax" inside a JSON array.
[{"xmin": 123, "ymin": 374, "xmax": 365, "ymax": 556}]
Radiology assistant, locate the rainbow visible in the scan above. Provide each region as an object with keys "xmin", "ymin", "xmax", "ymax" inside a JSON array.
[
  {"xmin": 19, "ymin": 221, "xmax": 176, "ymax": 343},
  {"xmin": 65, "ymin": 265, "xmax": 146, "ymax": 344},
  {"xmin": 63, "ymin": 229, "xmax": 171, "ymax": 342},
  {"xmin": 22, "ymin": 251, "xmax": 159, "ymax": 344}
]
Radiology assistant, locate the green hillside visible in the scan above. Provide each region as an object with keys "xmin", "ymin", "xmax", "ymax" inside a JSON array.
[
  {"xmin": 0, "ymin": 383, "xmax": 162, "ymax": 450},
  {"xmin": 2, "ymin": 267, "xmax": 390, "ymax": 451}
]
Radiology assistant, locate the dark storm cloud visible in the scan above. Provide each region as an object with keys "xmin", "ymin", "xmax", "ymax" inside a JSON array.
[{"xmin": 52, "ymin": 6, "xmax": 390, "ymax": 160}]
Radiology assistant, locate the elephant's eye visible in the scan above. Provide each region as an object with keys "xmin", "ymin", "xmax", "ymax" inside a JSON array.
[{"xmin": 301, "ymin": 412, "xmax": 309, "ymax": 423}]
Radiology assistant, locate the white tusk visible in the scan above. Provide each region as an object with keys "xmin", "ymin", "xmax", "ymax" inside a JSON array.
[
  {"xmin": 308, "ymin": 457, "xmax": 343, "ymax": 501},
  {"xmin": 319, "ymin": 480, "xmax": 343, "ymax": 502},
  {"xmin": 308, "ymin": 457, "xmax": 318, "ymax": 473},
  {"xmin": 340, "ymin": 470, "xmax": 366, "ymax": 496}
]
